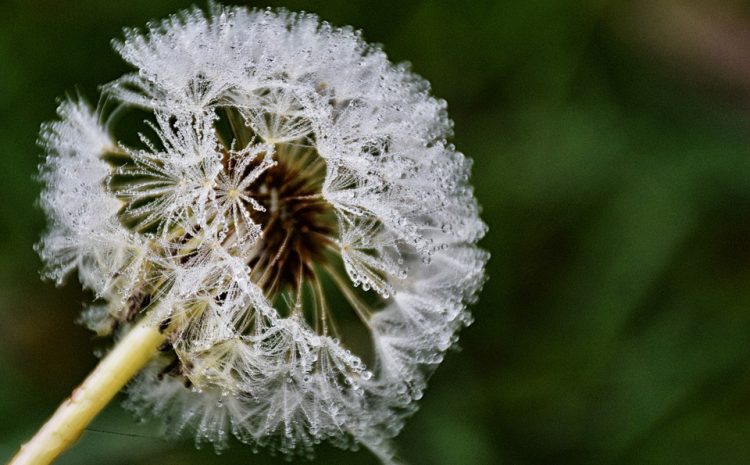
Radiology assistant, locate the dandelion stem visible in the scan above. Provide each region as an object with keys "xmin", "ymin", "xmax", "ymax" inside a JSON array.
[{"xmin": 9, "ymin": 320, "xmax": 165, "ymax": 465}]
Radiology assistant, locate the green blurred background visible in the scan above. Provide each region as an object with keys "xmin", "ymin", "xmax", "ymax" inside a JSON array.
[{"xmin": 4, "ymin": 0, "xmax": 750, "ymax": 464}]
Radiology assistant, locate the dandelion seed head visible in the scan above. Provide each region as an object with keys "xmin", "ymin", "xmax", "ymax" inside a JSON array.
[{"xmin": 38, "ymin": 4, "xmax": 488, "ymax": 463}]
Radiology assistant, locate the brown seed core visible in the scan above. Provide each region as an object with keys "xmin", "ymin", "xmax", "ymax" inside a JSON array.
[{"xmin": 236, "ymin": 142, "xmax": 337, "ymax": 299}]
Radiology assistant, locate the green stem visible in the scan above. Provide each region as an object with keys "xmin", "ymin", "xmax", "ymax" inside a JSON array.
[{"xmin": 8, "ymin": 320, "xmax": 165, "ymax": 465}]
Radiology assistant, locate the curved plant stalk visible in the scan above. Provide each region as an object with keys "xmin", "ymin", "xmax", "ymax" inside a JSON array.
[{"xmin": 8, "ymin": 321, "xmax": 165, "ymax": 465}]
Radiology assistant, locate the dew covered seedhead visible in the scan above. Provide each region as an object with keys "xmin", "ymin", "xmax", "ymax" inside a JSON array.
[{"xmin": 37, "ymin": 4, "xmax": 488, "ymax": 463}]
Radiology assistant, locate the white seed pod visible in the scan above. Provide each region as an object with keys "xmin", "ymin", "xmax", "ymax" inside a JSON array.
[{"xmin": 38, "ymin": 4, "xmax": 488, "ymax": 464}]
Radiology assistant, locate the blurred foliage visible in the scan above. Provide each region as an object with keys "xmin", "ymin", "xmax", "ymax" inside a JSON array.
[{"xmin": 4, "ymin": 0, "xmax": 750, "ymax": 464}]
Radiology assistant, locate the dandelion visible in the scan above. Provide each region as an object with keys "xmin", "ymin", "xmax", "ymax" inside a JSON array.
[{"xmin": 12, "ymin": 4, "xmax": 488, "ymax": 465}]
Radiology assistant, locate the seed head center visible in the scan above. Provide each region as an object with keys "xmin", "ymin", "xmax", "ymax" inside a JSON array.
[{"xmin": 238, "ymin": 143, "xmax": 335, "ymax": 299}]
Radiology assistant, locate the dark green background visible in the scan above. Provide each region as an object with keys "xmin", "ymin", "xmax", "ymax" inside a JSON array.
[{"xmin": 4, "ymin": 0, "xmax": 750, "ymax": 464}]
